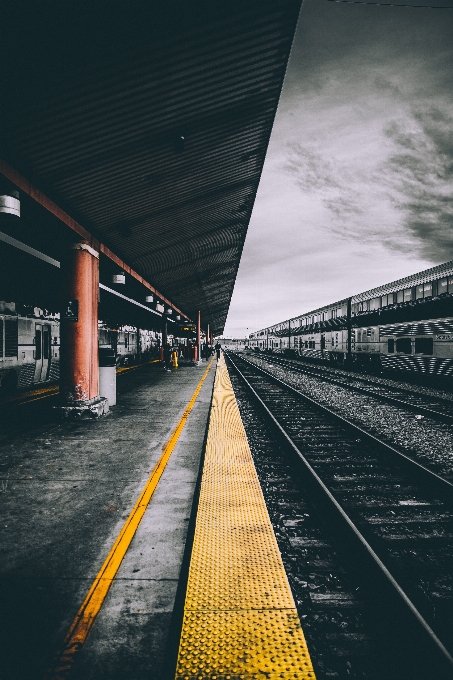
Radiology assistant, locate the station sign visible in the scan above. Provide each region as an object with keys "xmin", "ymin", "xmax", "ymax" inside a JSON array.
[
  {"xmin": 179, "ymin": 324, "xmax": 196, "ymax": 333},
  {"xmin": 61, "ymin": 300, "xmax": 78, "ymax": 322}
]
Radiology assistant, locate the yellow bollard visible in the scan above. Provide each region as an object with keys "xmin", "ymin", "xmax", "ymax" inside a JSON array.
[{"xmin": 171, "ymin": 350, "xmax": 178, "ymax": 367}]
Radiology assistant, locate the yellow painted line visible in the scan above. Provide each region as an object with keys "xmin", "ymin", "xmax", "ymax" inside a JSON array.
[
  {"xmin": 174, "ymin": 356, "xmax": 316, "ymax": 679},
  {"xmin": 0, "ymin": 384, "xmax": 59, "ymax": 405},
  {"xmin": 45, "ymin": 358, "xmax": 214, "ymax": 680},
  {"xmin": 17, "ymin": 393, "xmax": 59, "ymax": 406},
  {"xmin": 116, "ymin": 358, "xmax": 160, "ymax": 374}
]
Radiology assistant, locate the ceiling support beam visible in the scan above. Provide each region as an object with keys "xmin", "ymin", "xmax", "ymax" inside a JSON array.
[{"xmin": 0, "ymin": 159, "xmax": 190, "ymax": 320}]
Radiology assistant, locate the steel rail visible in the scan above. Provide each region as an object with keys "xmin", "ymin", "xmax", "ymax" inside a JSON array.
[
  {"xmin": 254, "ymin": 353, "xmax": 453, "ymax": 424},
  {"xmin": 238, "ymin": 354, "xmax": 453, "ymax": 494},
  {"xmin": 225, "ymin": 351, "xmax": 453, "ymax": 676}
]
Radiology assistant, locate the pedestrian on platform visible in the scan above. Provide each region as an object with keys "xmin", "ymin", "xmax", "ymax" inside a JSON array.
[
  {"xmin": 163, "ymin": 343, "xmax": 172, "ymax": 372},
  {"xmin": 215, "ymin": 341, "xmax": 221, "ymax": 360}
]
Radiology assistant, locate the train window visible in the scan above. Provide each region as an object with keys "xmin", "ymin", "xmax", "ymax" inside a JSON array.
[
  {"xmin": 370, "ymin": 298, "xmax": 380, "ymax": 311},
  {"xmin": 381, "ymin": 295, "xmax": 387, "ymax": 307},
  {"xmin": 403, "ymin": 288, "xmax": 412, "ymax": 302},
  {"xmin": 438, "ymin": 278, "xmax": 448, "ymax": 295},
  {"xmin": 0, "ymin": 319, "xmax": 3, "ymax": 358},
  {"xmin": 388, "ymin": 292, "xmax": 395, "ymax": 305},
  {"xmin": 35, "ymin": 330, "xmax": 42, "ymax": 360},
  {"xmin": 305, "ymin": 341, "xmax": 308, "ymax": 348},
  {"xmin": 387, "ymin": 339, "xmax": 394, "ymax": 353},
  {"xmin": 415, "ymin": 285, "xmax": 424, "ymax": 300},
  {"xmin": 396, "ymin": 290, "xmax": 404, "ymax": 303},
  {"xmin": 423, "ymin": 282, "xmax": 432, "ymax": 298},
  {"xmin": 414, "ymin": 337, "xmax": 433, "ymax": 354},
  {"xmin": 396, "ymin": 337, "xmax": 411, "ymax": 353},
  {"xmin": 43, "ymin": 329, "xmax": 50, "ymax": 360},
  {"xmin": 448, "ymin": 277, "xmax": 453, "ymax": 294},
  {"xmin": 5, "ymin": 319, "xmax": 18, "ymax": 358}
]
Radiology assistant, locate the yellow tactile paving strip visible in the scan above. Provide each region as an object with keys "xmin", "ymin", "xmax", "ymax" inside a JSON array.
[{"xmin": 175, "ymin": 356, "xmax": 316, "ymax": 680}]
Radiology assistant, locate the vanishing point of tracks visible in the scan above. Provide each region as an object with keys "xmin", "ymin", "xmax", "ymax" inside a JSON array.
[{"xmin": 225, "ymin": 351, "xmax": 453, "ymax": 680}]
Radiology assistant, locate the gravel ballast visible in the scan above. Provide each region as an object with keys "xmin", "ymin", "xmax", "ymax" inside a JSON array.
[{"xmin": 241, "ymin": 353, "xmax": 453, "ymax": 482}]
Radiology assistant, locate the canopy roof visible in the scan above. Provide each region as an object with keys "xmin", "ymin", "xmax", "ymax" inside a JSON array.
[{"xmin": 1, "ymin": 1, "xmax": 301, "ymax": 333}]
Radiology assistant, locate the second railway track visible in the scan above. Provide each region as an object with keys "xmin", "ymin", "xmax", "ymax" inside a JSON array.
[
  {"xmin": 225, "ymin": 351, "xmax": 453, "ymax": 679},
  {"xmin": 250, "ymin": 353, "xmax": 453, "ymax": 424}
]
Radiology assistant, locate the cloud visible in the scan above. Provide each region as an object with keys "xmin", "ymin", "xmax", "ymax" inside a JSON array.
[
  {"xmin": 382, "ymin": 104, "xmax": 453, "ymax": 261},
  {"xmin": 280, "ymin": 138, "xmax": 411, "ymax": 252},
  {"xmin": 283, "ymin": 143, "xmax": 341, "ymax": 192},
  {"xmin": 283, "ymin": 143, "xmax": 364, "ymax": 222}
]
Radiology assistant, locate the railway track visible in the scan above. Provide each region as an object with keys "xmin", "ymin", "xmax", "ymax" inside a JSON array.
[
  {"xmin": 225, "ymin": 351, "xmax": 453, "ymax": 679},
  {"xmin": 248, "ymin": 352, "xmax": 453, "ymax": 424}
]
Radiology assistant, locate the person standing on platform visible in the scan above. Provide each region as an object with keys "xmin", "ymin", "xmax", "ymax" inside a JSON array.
[
  {"xmin": 215, "ymin": 341, "xmax": 221, "ymax": 360},
  {"xmin": 163, "ymin": 343, "xmax": 172, "ymax": 372}
]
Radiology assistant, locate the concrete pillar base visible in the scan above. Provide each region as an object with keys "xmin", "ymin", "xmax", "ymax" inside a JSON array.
[
  {"xmin": 55, "ymin": 396, "xmax": 109, "ymax": 420},
  {"xmin": 192, "ymin": 359, "xmax": 203, "ymax": 366}
]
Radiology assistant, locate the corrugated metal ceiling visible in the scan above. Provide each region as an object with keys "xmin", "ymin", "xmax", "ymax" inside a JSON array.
[{"xmin": 1, "ymin": 1, "xmax": 302, "ymax": 333}]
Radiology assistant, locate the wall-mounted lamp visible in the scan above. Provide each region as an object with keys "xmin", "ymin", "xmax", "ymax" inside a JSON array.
[
  {"xmin": 112, "ymin": 272, "xmax": 126, "ymax": 284},
  {"xmin": 176, "ymin": 315, "xmax": 181, "ymax": 321},
  {"xmin": 156, "ymin": 303, "xmax": 164, "ymax": 314},
  {"xmin": 145, "ymin": 295, "xmax": 154, "ymax": 303},
  {"xmin": 0, "ymin": 189, "xmax": 20, "ymax": 218},
  {"xmin": 166, "ymin": 308, "xmax": 173, "ymax": 315}
]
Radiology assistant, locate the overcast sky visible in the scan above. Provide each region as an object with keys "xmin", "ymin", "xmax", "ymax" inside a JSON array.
[{"xmin": 222, "ymin": 0, "xmax": 453, "ymax": 338}]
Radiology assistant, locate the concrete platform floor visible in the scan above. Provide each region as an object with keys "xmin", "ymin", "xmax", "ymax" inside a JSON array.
[{"xmin": 0, "ymin": 360, "xmax": 216, "ymax": 680}]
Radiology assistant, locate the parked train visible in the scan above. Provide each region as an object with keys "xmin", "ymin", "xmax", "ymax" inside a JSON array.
[
  {"xmin": 0, "ymin": 301, "xmax": 163, "ymax": 394},
  {"xmin": 249, "ymin": 260, "xmax": 453, "ymax": 380}
]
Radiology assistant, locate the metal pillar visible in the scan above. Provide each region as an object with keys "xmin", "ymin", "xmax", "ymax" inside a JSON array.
[
  {"xmin": 346, "ymin": 297, "xmax": 352, "ymax": 369},
  {"xmin": 197, "ymin": 310, "xmax": 201, "ymax": 363},
  {"xmin": 162, "ymin": 315, "xmax": 168, "ymax": 347},
  {"xmin": 59, "ymin": 241, "xmax": 108, "ymax": 417}
]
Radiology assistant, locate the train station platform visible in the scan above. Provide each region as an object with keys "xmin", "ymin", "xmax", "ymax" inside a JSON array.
[
  {"xmin": 0, "ymin": 359, "xmax": 215, "ymax": 680},
  {"xmin": 0, "ymin": 356, "xmax": 315, "ymax": 680}
]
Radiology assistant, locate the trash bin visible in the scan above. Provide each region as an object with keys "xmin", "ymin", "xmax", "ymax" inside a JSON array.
[{"xmin": 99, "ymin": 348, "xmax": 117, "ymax": 406}]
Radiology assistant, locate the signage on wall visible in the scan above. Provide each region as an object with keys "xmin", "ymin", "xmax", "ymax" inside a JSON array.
[{"xmin": 61, "ymin": 300, "xmax": 78, "ymax": 322}]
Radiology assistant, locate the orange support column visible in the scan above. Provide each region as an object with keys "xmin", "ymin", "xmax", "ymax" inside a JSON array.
[{"xmin": 59, "ymin": 241, "xmax": 108, "ymax": 418}]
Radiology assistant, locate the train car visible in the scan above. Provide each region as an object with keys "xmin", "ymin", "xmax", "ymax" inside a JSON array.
[
  {"xmin": 0, "ymin": 303, "xmax": 162, "ymax": 394},
  {"xmin": 0, "ymin": 303, "xmax": 60, "ymax": 392},
  {"xmin": 249, "ymin": 261, "xmax": 453, "ymax": 380}
]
